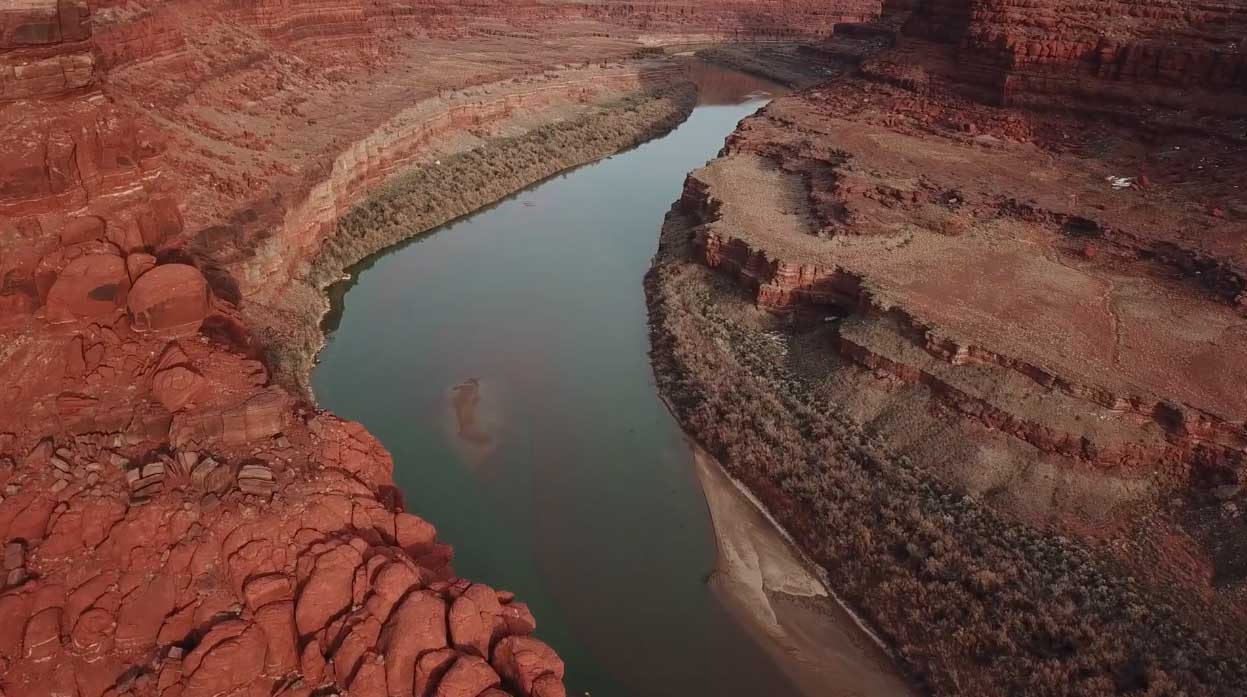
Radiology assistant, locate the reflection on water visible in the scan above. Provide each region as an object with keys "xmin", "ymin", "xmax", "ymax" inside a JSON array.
[
  {"xmin": 686, "ymin": 59, "xmax": 779, "ymax": 105},
  {"xmin": 314, "ymin": 62, "xmax": 801, "ymax": 697}
]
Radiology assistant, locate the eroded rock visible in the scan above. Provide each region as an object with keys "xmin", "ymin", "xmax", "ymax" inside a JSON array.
[
  {"xmin": 46, "ymin": 253, "xmax": 129, "ymax": 322},
  {"xmin": 127, "ymin": 263, "xmax": 210, "ymax": 333}
]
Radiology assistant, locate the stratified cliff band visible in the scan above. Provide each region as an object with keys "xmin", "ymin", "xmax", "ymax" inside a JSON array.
[
  {"xmin": 648, "ymin": 1, "xmax": 1247, "ymax": 695},
  {"xmin": 0, "ymin": 3, "xmax": 879, "ymax": 696}
]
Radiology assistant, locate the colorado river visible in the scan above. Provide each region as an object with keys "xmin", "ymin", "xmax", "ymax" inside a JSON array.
[{"xmin": 314, "ymin": 62, "xmax": 892, "ymax": 697}]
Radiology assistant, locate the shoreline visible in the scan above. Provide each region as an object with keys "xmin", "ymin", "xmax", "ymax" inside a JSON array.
[
  {"xmin": 284, "ymin": 68, "xmax": 700, "ymax": 399},
  {"xmin": 689, "ymin": 443, "xmax": 916, "ymax": 697},
  {"xmin": 298, "ymin": 46, "xmax": 919, "ymax": 694}
]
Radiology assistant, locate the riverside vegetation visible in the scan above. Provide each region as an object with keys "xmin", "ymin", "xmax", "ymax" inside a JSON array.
[
  {"xmin": 645, "ymin": 211, "xmax": 1247, "ymax": 697},
  {"xmin": 252, "ymin": 81, "xmax": 697, "ymax": 391}
]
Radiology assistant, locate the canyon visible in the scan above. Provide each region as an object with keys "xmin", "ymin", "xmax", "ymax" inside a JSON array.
[
  {"xmin": 647, "ymin": 1, "xmax": 1247, "ymax": 695},
  {"xmin": 0, "ymin": 1, "xmax": 1245, "ymax": 697},
  {"xmin": 0, "ymin": 4, "xmax": 875, "ymax": 697}
]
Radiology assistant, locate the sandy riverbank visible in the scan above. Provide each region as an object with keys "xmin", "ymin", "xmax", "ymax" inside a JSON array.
[{"xmin": 691, "ymin": 445, "xmax": 915, "ymax": 697}]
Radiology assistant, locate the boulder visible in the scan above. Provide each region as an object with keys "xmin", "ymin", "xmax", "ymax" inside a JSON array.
[
  {"xmin": 380, "ymin": 591, "xmax": 449, "ymax": 696},
  {"xmin": 491, "ymin": 637, "xmax": 564, "ymax": 697},
  {"xmin": 435, "ymin": 656, "xmax": 501, "ymax": 697},
  {"xmin": 22, "ymin": 607, "xmax": 62, "ymax": 662},
  {"xmin": 125, "ymin": 253, "xmax": 157, "ymax": 283},
  {"xmin": 46, "ymin": 253, "xmax": 128, "ymax": 322},
  {"xmin": 255, "ymin": 601, "xmax": 299, "ymax": 676},
  {"xmin": 500, "ymin": 602, "xmax": 536, "ymax": 637},
  {"xmin": 170, "ymin": 386, "xmax": 290, "ymax": 448},
  {"xmin": 532, "ymin": 673, "xmax": 567, "ymax": 697},
  {"xmin": 152, "ymin": 365, "xmax": 205, "ymax": 412},
  {"xmin": 127, "ymin": 263, "xmax": 210, "ymax": 333},
  {"xmin": 331, "ymin": 613, "xmax": 382, "ymax": 683},
  {"xmin": 365, "ymin": 561, "xmax": 420, "ymax": 620},
  {"xmin": 3, "ymin": 542, "xmax": 25, "ymax": 571},
  {"xmin": 243, "ymin": 574, "xmax": 293, "ymax": 611},
  {"xmin": 413, "ymin": 648, "xmax": 458, "ymax": 697},
  {"xmin": 349, "ymin": 653, "xmax": 389, "ymax": 697},
  {"xmin": 182, "ymin": 623, "xmax": 267, "ymax": 697},
  {"xmin": 449, "ymin": 595, "xmax": 490, "ymax": 658},
  {"xmin": 295, "ymin": 544, "xmax": 362, "ymax": 638},
  {"xmin": 299, "ymin": 638, "xmax": 327, "ymax": 684},
  {"xmin": 237, "ymin": 462, "xmax": 276, "ymax": 497},
  {"xmin": 396, "ymin": 513, "xmax": 437, "ymax": 553},
  {"xmin": 70, "ymin": 607, "xmax": 115, "ymax": 653},
  {"xmin": 59, "ymin": 216, "xmax": 105, "ymax": 245}
]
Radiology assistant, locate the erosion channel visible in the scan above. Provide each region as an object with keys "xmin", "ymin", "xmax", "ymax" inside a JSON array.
[{"xmin": 313, "ymin": 60, "xmax": 907, "ymax": 697}]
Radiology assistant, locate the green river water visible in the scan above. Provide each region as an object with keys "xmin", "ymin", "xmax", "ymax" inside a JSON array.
[{"xmin": 313, "ymin": 62, "xmax": 806, "ymax": 697}]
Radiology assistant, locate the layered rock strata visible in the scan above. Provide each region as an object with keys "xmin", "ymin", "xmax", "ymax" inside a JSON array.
[
  {"xmin": 879, "ymin": 0, "xmax": 1247, "ymax": 108},
  {"xmin": 647, "ymin": 6, "xmax": 1247, "ymax": 696},
  {"xmin": 0, "ymin": 1, "xmax": 885, "ymax": 696}
]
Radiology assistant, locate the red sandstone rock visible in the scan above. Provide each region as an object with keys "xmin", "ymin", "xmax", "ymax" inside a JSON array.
[
  {"xmin": 45, "ymin": 253, "xmax": 129, "ymax": 322},
  {"xmin": 350, "ymin": 652, "xmax": 389, "ymax": 696},
  {"xmin": 300, "ymin": 638, "xmax": 328, "ymax": 684},
  {"xmin": 367, "ymin": 561, "xmax": 421, "ymax": 619},
  {"xmin": 449, "ymin": 593, "xmax": 491, "ymax": 657},
  {"xmin": 22, "ymin": 606, "xmax": 62, "ymax": 662},
  {"xmin": 13, "ymin": 3, "xmax": 1239, "ymax": 697},
  {"xmin": 532, "ymin": 673, "xmax": 568, "ymax": 697},
  {"xmin": 127, "ymin": 263, "xmax": 210, "ymax": 333},
  {"xmin": 414, "ymin": 647, "xmax": 459, "ymax": 697},
  {"xmin": 152, "ymin": 364, "xmax": 206, "ymax": 412},
  {"xmin": 170, "ymin": 386, "xmax": 291, "ymax": 448},
  {"xmin": 115, "ymin": 575, "xmax": 177, "ymax": 649},
  {"xmin": 59, "ymin": 216, "xmax": 105, "ymax": 245},
  {"xmin": 126, "ymin": 252, "xmax": 157, "ymax": 283},
  {"xmin": 183, "ymin": 623, "xmax": 267, "ymax": 697},
  {"xmin": 436, "ymin": 655, "xmax": 502, "ymax": 697},
  {"xmin": 0, "ymin": 594, "xmax": 30, "ymax": 657},
  {"xmin": 396, "ymin": 511, "xmax": 438, "ymax": 552},
  {"xmin": 491, "ymin": 636, "xmax": 565, "ymax": 697},
  {"xmin": 256, "ymin": 601, "xmax": 300, "ymax": 675},
  {"xmin": 381, "ymin": 590, "xmax": 449, "ymax": 694},
  {"xmin": 244, "ymin": 574, "xmax": 293, "ymax": 610},
  {"xmin": 295, "ymin": 543, "xmax": 362, "ymax": 637},
  {"xmin": 500, "ymin": 601, "xmax": 537, "ymax": 636},
  {"xmin": 333, "ymin": 614, "xmax": 383, "ymax": 684}
]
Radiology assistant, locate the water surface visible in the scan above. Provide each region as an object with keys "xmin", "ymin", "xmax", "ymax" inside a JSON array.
[{"xmin": 314, "ymin": 62, "xmax": 802, "ymax": 697}]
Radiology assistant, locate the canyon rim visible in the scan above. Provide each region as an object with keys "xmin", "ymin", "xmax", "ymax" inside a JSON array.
[{"xmin": 1, "ymin": 2, "xmax": 1246, "ymax": 697}]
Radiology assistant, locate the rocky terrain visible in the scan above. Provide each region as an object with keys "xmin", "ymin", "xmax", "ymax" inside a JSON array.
[
  {"xmin": 648, "ymin": 1, "xmax": 1247, "ymax": 695},
  {"xmin": 4, "ymin": 0, "xmax": 1247, "ymax": 695},
  {"xmin": 0, "ymin": 2, "xmax": 886, "ymax": 697}
]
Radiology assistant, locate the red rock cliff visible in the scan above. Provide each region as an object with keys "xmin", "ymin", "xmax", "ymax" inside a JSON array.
[
  {"xmin": 885, "ymin": 0, "xmax": 1247, "ymax": 106},
  {"xmin": 0, "ymin": 2, "xmax": 891, "ymax": 697}
]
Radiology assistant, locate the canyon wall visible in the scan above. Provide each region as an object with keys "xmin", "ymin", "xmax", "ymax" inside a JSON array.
[
  {"xmin": 646, "ymin": 2, "xmax": 1247, "ymax": 693},
  {"xmin": 0, "ymin": 2, "xmax": 890, "ymax": 697},
  {"xmin": 877, "ymin": 0, "xmax": 1247, "ymax": 107}
]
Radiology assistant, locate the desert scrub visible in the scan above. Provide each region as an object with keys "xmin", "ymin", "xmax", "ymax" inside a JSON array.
[
  {"xmin": 313, "ymin": 83, "xmax": 696, "ymax": 291},
  {"xmin": 644, "ymin": 208, "xmax": 1247, "ymax": 697},
  {"xmin": 253, "ymin": 80, "xmax": 698, "ymax": 394}
]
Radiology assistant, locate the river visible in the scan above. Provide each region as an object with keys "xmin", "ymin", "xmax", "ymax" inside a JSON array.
[{"xmin": 314, "ymin": 61, "xmax": 857, "ymax": 697}]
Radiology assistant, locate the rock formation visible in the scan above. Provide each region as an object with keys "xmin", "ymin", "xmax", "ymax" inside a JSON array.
[
  {"xmin": 647, "ymin": 1, "xmax": 1247, "ymax": 695},
  {"xmin": 7, "ymin": 0, "xmax": 1245, "ymax": 695},
  {"xmin": 0, "ymin": 2, "xmax": 894, "ymax": 696},
  {"xmin": 893, "ymin": 0, "xmax": 1247, "ymax": 107}
]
